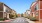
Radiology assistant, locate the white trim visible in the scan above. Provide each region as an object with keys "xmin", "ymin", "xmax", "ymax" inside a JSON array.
[
  {"xmin": 39, "ymin": 9, "xmax": 42, "ymax": 10},
  {"xmin": 3, "ymin": 4, "xmax": 4, "ymax": 18},
  {"xmin": 36, "ymin": 9, "xmax": 42, "ymax": 10},
  {"xmin": 39, "ymin": 1, "xmax": 40, "ymax": 22}
]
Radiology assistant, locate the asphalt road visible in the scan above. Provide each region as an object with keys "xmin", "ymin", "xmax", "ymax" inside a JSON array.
[
  {"xmin": 0, "ymin": 17, "xmax": 29, "ymax": 23},
  {"xmin": 11, "ymin": 17, "xmax": 29, "ymax": 23}
]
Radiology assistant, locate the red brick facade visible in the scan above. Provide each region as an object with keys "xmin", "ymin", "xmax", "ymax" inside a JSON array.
[
  {"xmin": 0, "ymin": 3, "xmax": 3, "ymax": 11},
  {"xmin": 30, "ymin": 0, "xmax": 42, "ymax": 20}
]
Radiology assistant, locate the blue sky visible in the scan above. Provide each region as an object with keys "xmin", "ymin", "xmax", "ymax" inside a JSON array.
[{"xmin": 0, "ymin": 0, "xmax": 36, "ymax": 14}]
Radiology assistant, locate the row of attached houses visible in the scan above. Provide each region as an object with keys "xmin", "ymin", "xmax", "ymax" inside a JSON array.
[
  {"xmin": 24, "ymin": 0, "xmax": 42, "ymax": 21},
  {"xmin": 30, "ymin": 0, "xmax": 42, "ymax": 20},
  {"xmin": 23, "ymin": 10, "xmax": 31, "ymax": 18},
  {"xmin": 0, "ymin": 2, "xmax": 16, "ymax": 19}
]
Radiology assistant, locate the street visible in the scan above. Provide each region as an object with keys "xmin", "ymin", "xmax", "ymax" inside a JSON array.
[
  {"xmin": 11, "ymin": 17, "xmax": 29, "ymax": 23},
  {"xmin": 0, "ymin": 17, "xmax": 35, "ymax": 23}
]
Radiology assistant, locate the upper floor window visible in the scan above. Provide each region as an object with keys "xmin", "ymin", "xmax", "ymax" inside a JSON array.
[
  {"xmin": 35, "ymin": 3, "xmax": 39, "ymax": 10},
  {"xmin": 6, "ymin": 8, "xmax": 10, "ymax": 13}
]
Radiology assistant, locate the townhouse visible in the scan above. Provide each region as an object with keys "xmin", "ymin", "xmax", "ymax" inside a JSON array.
[
  {"xmin": 23, "ymin": 12, "xmax": 27, "ymax": 18},
  {"xmin": 0, "ymin": 2, "xmax": 16, "ymax": 19},
  {"xmin": 30, "ymin": 0, "xmax": 42, "ymax": 20},
  {"xmin": 9, "ymin": 10, "xmax": 16, "ymax": 19},
  {"xmin": 26, "ymin": 10, "xmax": 31, "ymax": 16}
]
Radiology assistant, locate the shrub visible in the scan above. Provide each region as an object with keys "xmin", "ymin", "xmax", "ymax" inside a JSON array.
[
  {"xmin": 30, "ymin": 17, "xmax": 37, "ymax": 21},
  {"xmin": 0, "ymin": 18, "xmax": 4, "ymax": 21},
  {"xmin": 9, "ymin": 14, "xmax": 14, "ymax": 19}
]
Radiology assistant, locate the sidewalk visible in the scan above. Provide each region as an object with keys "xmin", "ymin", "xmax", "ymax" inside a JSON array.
[
  {"xmin": 35, "ymin": 21, "xmax": 40, "ymax": 23},
  {"xmin": 0, "ymin": 19, "xmax": 14, "ymax": 22},
  {"xmin": 25, "ymin": 18, "xmax": 35, "ymax": 23},
  {"xmin": 35, "ymin": 20, "xmax": 42, "ymax": 23}
]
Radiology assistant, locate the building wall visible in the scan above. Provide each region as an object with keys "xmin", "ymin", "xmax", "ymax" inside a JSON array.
[
  {"xmin": 30, "ymin": 1, "xmax": 39, "ymax": 20},
  {"xmin": 40, "ymin": 10, "xmax": 42, "ymax": 19},
  {"xmin": 39, "ymin": 1, "xmax": 42, "ymax": 19},
  {"xmin": 0, "ymin": 3, "xmax": 3, "ymax": 18},
  {"xmin": 3, "ymin": 5, "xmax": 6, "ymax": 12},
  {"xmin": 0, "ymin": 3, "xmax": 12, "ymax": 18},
  {"xmin": 40, "ymin": 1, "xmax": 42, "ymax": 9},
  {"xmin": 0, "ymin": 12, "xmax": 3, "ymax": 18},
  {"xmin": 30, "ymin": 1, "xmax": 42, "ymax": 20},
  {"xmin": 3, "ymin": 4, "xmax": 13, "ymax": 18},
  {"xmin": 30, "ymin": 2, "xmax": 37, "ymax": 17},
  {"xmin": 35, "ymin": 10, "xmax": 39, "ymax": 20},
  {"xmin": 3, "ymin": 4, "xmax": 10, "ymax": 18},
  {"xmin": 0, "ymin": 3, "xmax": 3, "ymax": 11},
  {"xmin": 0, "ymin": 3, "xmax": 16, "ymax": 18}
]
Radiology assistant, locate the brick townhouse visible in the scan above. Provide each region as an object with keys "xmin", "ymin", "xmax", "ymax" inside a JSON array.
[
  {"xmin": 0, "ymin": 2, "xmax": 16, "ymax": 19},
  {"xmin": 30, "ymin": 0, "xmax": 42, "ymax": 20}
]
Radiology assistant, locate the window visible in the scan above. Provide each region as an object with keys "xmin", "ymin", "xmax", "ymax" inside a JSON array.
[
  {"xmin": 6, "ymin": 9, "xmax": 9, "ymax": 13},
  {"xmin": 36, "ymin": 3, "xmax": 39, "ymax": 10},
  {"xmin": 35, "ymin": 3, "xmax": 39, "ymax": 10},
  {"xmin": 36, "ymin": 12, "xmax": 38, "ymax": 16},
  {"xmin": 35, "ymin": 7, "xmax": 37, "ymax": 10}
]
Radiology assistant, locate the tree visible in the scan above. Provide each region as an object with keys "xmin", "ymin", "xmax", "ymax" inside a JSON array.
[
  {"xmin": 21, "ymin": 13, "xmax": 23, "ymax": 17},
  {"xmin": 9, "ymin": 14, "xmax": 14, "ymax": 19}
]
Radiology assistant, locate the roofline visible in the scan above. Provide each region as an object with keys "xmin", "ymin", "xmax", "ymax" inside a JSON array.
[
  {"xmin": 30, "ymin": 1, "xmax": 38, "ymax": 9},
  {"xmin": 0, "ymin": 2, "xmax": 16, "ymax": 12}
]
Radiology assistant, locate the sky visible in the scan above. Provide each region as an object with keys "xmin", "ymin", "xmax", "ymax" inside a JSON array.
[{"xmin": 0, "ymin": 0, "xmax": 36, "ymax": 14}]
